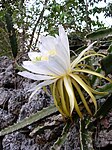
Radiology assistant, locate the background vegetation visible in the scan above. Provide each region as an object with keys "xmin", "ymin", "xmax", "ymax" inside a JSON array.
[{"xmin": 0, "ymin": 0, "xmax": 112, "ymax": 58}]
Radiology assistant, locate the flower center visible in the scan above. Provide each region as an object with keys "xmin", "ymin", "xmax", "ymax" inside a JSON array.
[{"xmin": 36, "ymin": 50, "xmax": 56, "ymax": 61}]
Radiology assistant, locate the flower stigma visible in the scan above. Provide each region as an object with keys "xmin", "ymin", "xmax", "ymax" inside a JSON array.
[
  {"xmin": 35, "ymin": 50, "xmax": 57, "ymax": 61},
  {"xmin": 41, "ymin": 50, "xmax": 57, "ymax": 61}
]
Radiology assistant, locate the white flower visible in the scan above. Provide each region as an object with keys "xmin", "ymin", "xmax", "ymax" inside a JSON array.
[{"xmin": 18, "ymin": 25, "xmax": 112, "ymax": 118}]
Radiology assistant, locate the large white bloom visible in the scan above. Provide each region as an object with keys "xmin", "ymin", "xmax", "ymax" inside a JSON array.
[{"xmin": 18, "ymin": 25, "xmax": 112, "ymax": 118}]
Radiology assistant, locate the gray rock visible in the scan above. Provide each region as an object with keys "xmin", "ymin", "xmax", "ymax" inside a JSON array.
[
  {"xmin": 18, "ymin": 89, "xmax": 53, "ymax": 121},
  {"xmin": 0, "ymin": 57, "xmax": 15, "ymax": 88},
  {"xmin": 95, "ymin": 130, "xmax": 112, "ymax": 148},
  {"xmin": 0, "ymin": 88, "xmax": 11, "ymax": 106},
  {"xmin": 0, "ymin": 56, "xmax": 13, "ymax": 73},
  {"xmin": 3, "ymin": 132, "xmax": 39, "ymax": 150},
  {"xmin": 61, "ymin": 125, "xmax": 80, "ymax": 150},
  {"xmin": 8, "ymin": 89, "xmax": 29, "ymax": 115},
  {"xmin": 0, "ymin": 108, "xmax": 15, "ymax": 129}
]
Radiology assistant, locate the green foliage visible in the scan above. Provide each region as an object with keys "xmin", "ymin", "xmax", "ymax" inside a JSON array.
[
  {"xmin": 29, "ymin": 123, "xmax": 56, "ymax": 137},
  {"xmin": 95, "ymin": 94, "xmax": 112, "ymax": 118},
  {"xmin": 95, "ymin": 83, "xmax": 112, "ymax": 99},
  {"xmin": 103, "ymin": 2, "xmax": 112, "ymax": 18},
  {"xmin": 108, "ymin": 44, "xmax": 112, "ymax": 53},
  {"xmin": 43, "ymin": 0, "xmax": 105, "ymax": 36},
  {"xmin": 101, "ymin": 54, "xmax": 112, "ymax": 75},
  {"xmin": 90, "ymin": 68, "xmax": 102, "ymax": 86},
  {"xmin": 0, "ymin": 26, "xmax": 11, "ymax": 57},
  {"xmin": 86, "ymin": 28, "xmax": 112, "ymax": 40},
  {"xmin": 0, "ymin": 105, "xmax": 57, "ymax": 136},
  {"xmin": 80, "ymin": 119, "xmax": 94, "ymax": 150},
  {"xmin": 87, "ymin": 94, "xmax": 112, "ymax": 130},
  {"xmin": 5, "ymin": 12, "xmax": 18, "ymax": 58},
  {"xmin": 0, "ymin": 1, "xmax": 19, "ymax": 58},
  {"xmin": 51, "ymin": 121, "xmax": 71, "ymax": 150},
  {"xmin": 0, "ymin": 0, "xmax": 111, "ymax": 56},
  {"xmin": 97, "ymin": 83, "xmax": 112, "ymax": 94}
]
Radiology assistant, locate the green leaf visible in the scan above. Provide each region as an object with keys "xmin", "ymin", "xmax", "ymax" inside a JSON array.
[
  {"xmin": 108, "ymin": 44, "xmax": 112, "ymax": 53},
  {"xmin": 86, "ymin": 28, "xmax": 112, "ymax": 40},
  {"xmin": 50, "ymin": 121, "xmax": 71, "ymax": 150},
  {"xmin": 87, "ymin": 94, "xmax": 112, "ymax": 130},
  {"xmin": 0, "ymin": 105, "xmax": 57, "ymax": 136},
  {"xmin": 29, "ymin": 123, "xmax": 58, "ymax": 137},
  {"xmin": 80, "ymin": 119, "xmax": 94, "ymax": 150},
  {"xmin": 101, "ymin": 54, "xmax": 112, "ymax": 75},
  {"xmin": 5, "ymin": 12, "xmax": 18, "ymax": 58},
  {"xmin": 95, "ymin": 83, "xmax": 112, "ymax": 99},
  {"xmin": 94, "ymin": 94, "xmax": 112, "ymax": 118},
  {"xmin": 97, "ymin": 83, "xmax": 112, "ymax": 93},
  {"xmin": 90, "ymin": 67, "xmax": 102, "ymax": 86}
]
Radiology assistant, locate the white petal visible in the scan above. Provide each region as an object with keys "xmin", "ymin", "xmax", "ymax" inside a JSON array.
[
  {"xmin": 39, "ymin": 35, "xmax": 56, "ymax": 53},
  {"xmin": 22, "ymin": 61, "xmax": 58, "ymax": 76},
  {"xmin": 23, "ymin": 60, "xmax": 64, "ymax": 76},
  {"xmin": 48, "ymin": 51, "xmax": 71, "ymax": 74},
  {"xmin": 48, "ymin": 55, "xmax": 67, "ymax": 75},
  {"xmin": 55, "ymin": 40, "xmax": 70, "ymax": 69},
  {"xmin": 29, "ymin": 79, "xmax": 57, "ymax": 99},
  {"xmin": 18, "ymin": 71, "xmax": 56, "ymax": 80},
  {"xmin": 58, "ymin": 25, "xmax": 70, "ymax": 56}
]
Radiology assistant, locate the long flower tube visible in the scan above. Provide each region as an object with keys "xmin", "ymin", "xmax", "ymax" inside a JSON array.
[{"xmin": 18, "ymin": 25, "xmax": 112, "ymax": 118}]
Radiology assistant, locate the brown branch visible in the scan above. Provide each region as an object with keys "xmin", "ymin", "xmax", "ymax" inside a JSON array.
[
  {"xmin": 34, "ymin": 23, "xmax": 42, "ymax": 50},
  {"xmin": 28, "ymin": 0, "xmax": 48, "ymax": 51},
  {"xmin": 85, "ymin": 0, "xmax": 91, "ymax": 32}
]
